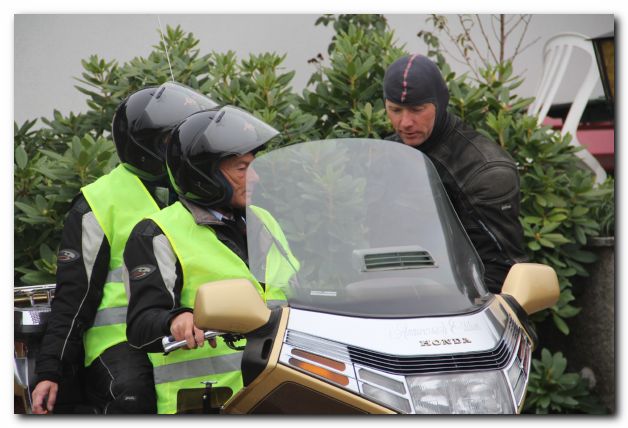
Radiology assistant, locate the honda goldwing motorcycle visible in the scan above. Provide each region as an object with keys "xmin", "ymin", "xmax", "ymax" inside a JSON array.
[
  {"xmin": 15, "ymin": 138, "xmax": 558, "ymax": 414},
  {"xmin": 166, "ymin": 138, "xmax": 559, "ymax": 414}
]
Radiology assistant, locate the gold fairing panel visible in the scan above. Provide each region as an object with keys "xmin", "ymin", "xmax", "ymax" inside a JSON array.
[{"xmin": 222, "ymin": 307, "xmax": 394, "ymax": 415}]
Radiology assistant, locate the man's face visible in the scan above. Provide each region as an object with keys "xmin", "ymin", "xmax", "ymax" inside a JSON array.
[
  {"xmin": 385, "ymin": 100, "xmax": 436, "ymax": 147},
  {"xmin": 219, "ymin": 152, "xmax": 257, "ymax": 210}
]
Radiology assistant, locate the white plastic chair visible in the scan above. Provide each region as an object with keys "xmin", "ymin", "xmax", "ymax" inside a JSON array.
[{"xmin": 528, "ymin": 32, "xmax": 607, "ymax": 184}]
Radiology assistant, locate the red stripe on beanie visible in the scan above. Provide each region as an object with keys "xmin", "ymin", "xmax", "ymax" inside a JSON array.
[{"xmin": 401, "ymin": 54, "xmax": 419, "ymax": 103}]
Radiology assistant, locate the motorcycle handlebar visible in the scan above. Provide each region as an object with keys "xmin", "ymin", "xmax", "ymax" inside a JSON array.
[{"xmin": 161, "ymin": 330, "xmax": 224, "ymax": 355}]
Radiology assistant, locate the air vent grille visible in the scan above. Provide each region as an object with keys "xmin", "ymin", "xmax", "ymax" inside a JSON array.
[{"xmin": 363, "ymin": 251, "xmax": 435, "ymax": 271}]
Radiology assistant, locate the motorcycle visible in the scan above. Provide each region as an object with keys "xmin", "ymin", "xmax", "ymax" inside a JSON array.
[
  {"xmin": 15, "ymin": 138, "xmax": 559, "ymax": 414},
  {"xmin": 165, "ymin": 138, "xmax": 560, "ymax": 414}
]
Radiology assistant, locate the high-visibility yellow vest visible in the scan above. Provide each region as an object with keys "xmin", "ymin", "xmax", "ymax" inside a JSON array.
[
  {"xmin": 81, "ymin": 164, "xmax": 160, "ymax": 366},
  {"xmin": 147, "ymin": 201, "xmax": 265, "ymax": 414}
]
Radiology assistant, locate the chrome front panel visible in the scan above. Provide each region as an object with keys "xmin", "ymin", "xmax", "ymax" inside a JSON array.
[{"xmin": 285, "ymin": 298, "xmax": 508, "ymax": 356}]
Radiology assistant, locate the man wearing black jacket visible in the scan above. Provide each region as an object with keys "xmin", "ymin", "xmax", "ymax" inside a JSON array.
[
  {"xmin": 30, "ymin": 83, "xmax": 217, "ymax": 414},
  {"xmin": 383, "ymin": 54, "xmax": 528, "ymax": 292}
]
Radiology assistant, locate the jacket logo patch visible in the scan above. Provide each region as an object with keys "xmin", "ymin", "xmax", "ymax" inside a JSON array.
[
  {"xmin": 57, "ymin": 249, "xmax": 80, "ymax": 263},
  {"xmin": 130, "ymin": 264, "xmax": 156, "ymax": 281}
]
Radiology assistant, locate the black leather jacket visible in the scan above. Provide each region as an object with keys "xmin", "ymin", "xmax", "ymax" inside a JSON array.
[{"xmin": 387, "ymin": 114, "xmax": 528, "ymax": 292}]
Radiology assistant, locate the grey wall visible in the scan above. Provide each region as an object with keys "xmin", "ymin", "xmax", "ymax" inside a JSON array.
[{"xmin": 14, "ymin": 14, "xmax": 614, "ymax": 125}]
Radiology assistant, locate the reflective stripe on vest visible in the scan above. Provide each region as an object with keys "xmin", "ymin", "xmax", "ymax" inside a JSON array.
[
  {"xmin": 105, "ymin": 267, "xmax": 123, "ymax": 284},
  {"xmin": 81, "ymin": 165, "xmax": 160, "ymax": 366},
  {"xmin": 91, "ymin": 306, "xmax": 127, "ymax": 327},
  {"xmin": 153, "ymin": 352, "xmax": 243, "ymax": 385},
  {"xmin": 148, "ymin": 202, "xmax": 265, "ymax": 414}
]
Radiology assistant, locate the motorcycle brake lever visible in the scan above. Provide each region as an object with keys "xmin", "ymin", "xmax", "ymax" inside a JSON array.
[{"xmin": 222, "ymin": 334, "xmax": 246, "ymax": 351}]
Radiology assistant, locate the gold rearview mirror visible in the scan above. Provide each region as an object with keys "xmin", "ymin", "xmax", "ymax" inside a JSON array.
[
  {"xmin": 501, "ymin": 263, "xmax": 560, "ymax": 315},
  {"xmin": 193, "ymin": 279, "xmax": 271, "ymax": 334}
]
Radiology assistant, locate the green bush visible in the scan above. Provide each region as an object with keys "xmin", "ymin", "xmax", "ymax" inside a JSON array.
[
  {"xmin": 14, "ymin": 120, "xmax": 118, "ymax": 285},
  {"xmin": 301, "ymin": 20, "xmax": 404, "ymax": 138},
  {"xmin": 13, "ymin": 24, "xmax": 316, "ymax": 286},
  {"xmin": 524, "ymin": 348, "xmax": 606, "ymax": 414}
]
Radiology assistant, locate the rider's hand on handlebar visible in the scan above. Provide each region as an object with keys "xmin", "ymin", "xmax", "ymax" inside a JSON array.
[
  {"xmin": 31, "ymin": 380, "xmax": 58, "ymax": 414},
  {"xmin": 170, "ymin": 312, "xmax": 206, "ymax": 350}
]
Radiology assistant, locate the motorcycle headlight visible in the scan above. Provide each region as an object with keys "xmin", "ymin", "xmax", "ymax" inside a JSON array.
[{"xmin": 407, "ymin": 371, "xmax": 515, "ymax": 414}]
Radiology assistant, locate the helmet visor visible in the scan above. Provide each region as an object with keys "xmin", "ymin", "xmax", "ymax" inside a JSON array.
[
  {"xmin": 139, "ymin": 82, "xmax": 218, "ymax": 131},
  {"xmin": 198, "ymin": 105, "xmax": 280, "ymax": 156}
]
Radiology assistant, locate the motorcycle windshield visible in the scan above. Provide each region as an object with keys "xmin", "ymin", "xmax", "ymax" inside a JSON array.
[{"xmin": 246, "ymin": 139, "xmax": 490, "ymax": 318}]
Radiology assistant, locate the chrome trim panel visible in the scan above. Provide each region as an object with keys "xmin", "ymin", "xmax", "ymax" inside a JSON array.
[
  {"xmin": 347, "ymin": 317, "xmax": 518, "ymax": 375},
  {"xmin": 285, "ymin": 316, "xmax": 519, "ymax": 376},
  {"xmin": 286, "ymin": 299, "xmax": 507, "ymax": 356}
]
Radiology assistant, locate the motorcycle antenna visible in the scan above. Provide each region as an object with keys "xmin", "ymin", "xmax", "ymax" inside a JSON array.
[{"xmin": 157, "ymin": 15, "xmax": 175, "ymax": 83}]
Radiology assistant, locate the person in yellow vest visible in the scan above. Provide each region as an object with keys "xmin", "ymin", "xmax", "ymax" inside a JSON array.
[
  {"xmin": 31, "ymin": 83, "xmax": 217, "ymax": 414},
  {"xmin": 124, "ymin": 106, "xmax": 281, "ymax": 414}
]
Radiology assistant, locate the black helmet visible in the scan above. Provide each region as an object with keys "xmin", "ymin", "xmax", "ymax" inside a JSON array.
[
  {"xmin": 167, "ymin": 105, "xmax": 280, "ymax": 208},
  {"xmin": 112, "ymin": 82, "xmax": 218, "ymax": 183}
]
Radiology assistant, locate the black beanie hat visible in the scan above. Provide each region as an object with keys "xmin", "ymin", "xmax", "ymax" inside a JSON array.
[{"xmin": 383, "ymin": 54, "xmax": 451, "ymax": 142}]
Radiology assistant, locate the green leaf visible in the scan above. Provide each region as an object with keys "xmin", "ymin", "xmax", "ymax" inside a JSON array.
[
  {"xmin": 20, "ymin": 270, "xmax": 56, "ymax": 286},
  {"xmin": 528, "ymin": 240, "xmax": 541, "ymax": 251},
  {"xmin": 539, "ymin": 222, "xmax": 560, "ymax": 234},
  {"xmin": 574, "ymin": 226, "xmax": 587, "ymax": 245},
  {"xmin": 550, "ymin": 352, "xmax": 567, "ymax": 378},
  {"xmin": 15, "ymin": 145, "xmax": 28, "ymax": 169},
  {"xmin": 562, "ymin": 397, "xmax": 580, "ymax": 407},
  {"xmin": 567, "ymin": 250, "xmax": 597, "ymax": 263},
  {"xmin": 552, "ymin": 313, "xmax": 570, "ymax": 335},
  {"xmin": 71, "ymin": 137, "xmax": 82, "ymax": 159},
  {"xmin": 557, "ymin": 373, "xmax": 580, "ymax": 387},
  {"xmin": 40, "ymin": 243, "xmax": 56, "ymax": 262},
  {"xmin": 35, "ymin": 194, "xmax": 48, "ymax": 211},
  {"xmin": 538, "ymin": 395, "xmax": 551, "ymax": 408},
  {"xmin": 543, "ymin": 233, "xmax": 571, "ymax": 245},
  {"xmin": 523, "ymin": 216, "xmax": 543, "ymax": 224},
  {"xmin": 556, "ymin": 304, "xmax": 581, "ymax": 318},
  {"xmin": 540, "ymin": 348, "xmax": 552, "ymax": 367},
  {"xmin": 39, "ymin": 149, "xmax": 66, "ymax": 162},
  {"xmin": 15, "ymin": 201, "xmax": 39, "ymax": 217},
  {"xmin": 538, "ymin": 238, "xmax": 555, "ymax": 248}
]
